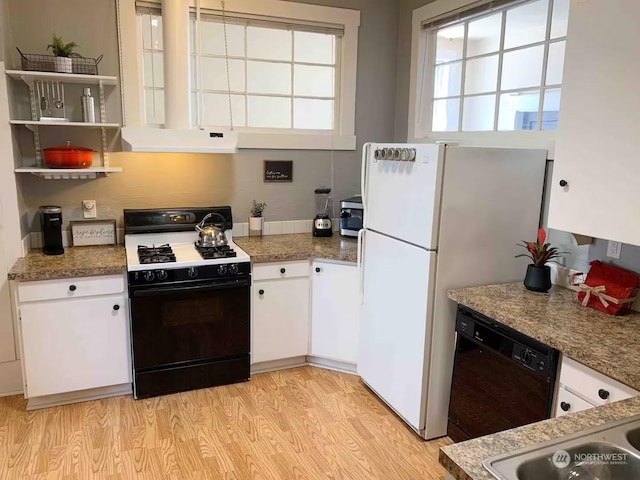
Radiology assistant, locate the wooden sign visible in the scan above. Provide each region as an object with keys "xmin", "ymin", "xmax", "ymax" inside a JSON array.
[
  {"xmin": 70, "ymin": 220, "xmax": 117, "ymax": 246},
  {"xmin": 264, "ymin": 160, "xmax": 293, "ymax": 182}
]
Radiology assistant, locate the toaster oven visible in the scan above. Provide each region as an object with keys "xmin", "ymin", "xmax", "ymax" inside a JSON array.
[{"xmin": 339, "ymin": 196, "xmax": 363, "ymax": 238}]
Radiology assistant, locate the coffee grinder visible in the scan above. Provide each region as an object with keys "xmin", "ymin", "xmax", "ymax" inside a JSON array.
[{"xmin": 313, "ymin": 187, "xmax": 333, "ymax": 237}]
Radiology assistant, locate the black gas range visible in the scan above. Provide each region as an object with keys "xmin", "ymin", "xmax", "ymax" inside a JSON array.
[{"xmin": 124, "ymin": 207, "xmax": 251, "ymax": 399}]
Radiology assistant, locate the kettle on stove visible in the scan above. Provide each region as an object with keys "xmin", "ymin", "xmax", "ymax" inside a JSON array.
[{"xmin": 196, "ymin": 212, "xmax": 228, "ymax": 247}]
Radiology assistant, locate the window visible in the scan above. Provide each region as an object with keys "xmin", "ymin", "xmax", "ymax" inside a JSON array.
[
  {"xmin": 416, "ymin": 0, "xmax": 568, "ymax": 136},
  {"xmin": 120, "ymin": 0, "xmax": 360, "ymax": 150}
]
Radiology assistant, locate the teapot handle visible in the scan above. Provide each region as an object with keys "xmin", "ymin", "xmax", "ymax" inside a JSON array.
[{"xmin": 197, "ymin": 212, "xmax": 227, "ymax": 231}]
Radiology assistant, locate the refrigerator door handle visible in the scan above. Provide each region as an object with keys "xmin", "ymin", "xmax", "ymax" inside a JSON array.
[{"xmin": 357, "ymin": 228, "xmax": 366, "ymax": 304}]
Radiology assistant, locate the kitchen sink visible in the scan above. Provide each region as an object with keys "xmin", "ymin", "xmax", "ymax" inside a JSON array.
[
  {"xmin": 626, "ymin": 427, "xmax": 640, "ymax": 451},
  {"xmin": 484, "ymin": 415, "xmax": 640, "ymax": 480}
]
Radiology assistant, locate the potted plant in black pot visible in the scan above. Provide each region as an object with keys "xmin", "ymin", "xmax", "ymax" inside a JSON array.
[
  {"xmin": 47, "ymin": 34, "xmax": 78, "ymax": 73},
  {"xmin": 516, "ymin": 228, "xmax": 566, "ymax": 293}
]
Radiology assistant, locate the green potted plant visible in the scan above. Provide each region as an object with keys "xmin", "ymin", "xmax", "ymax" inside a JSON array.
[
  {"xmin": 47, "ymin": 34, "xmax": 78, "ymax": 73},
  {"xmin": 249, "ymin": 200, "xmax": 267, "ymax": 237},
  {"xmin": 516, "ymin": 228, "xmax": 566, "ymax": 292}
]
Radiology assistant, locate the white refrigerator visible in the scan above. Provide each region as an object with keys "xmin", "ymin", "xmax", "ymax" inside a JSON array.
[{"xmin": 357, "ymin": 143, "xmax": 547, "ymax": 439}]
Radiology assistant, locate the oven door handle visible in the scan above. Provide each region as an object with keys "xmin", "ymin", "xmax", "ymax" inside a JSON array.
[{"xmin": 131, "ymin": 279, "xmax": 250, "ymax": 297}]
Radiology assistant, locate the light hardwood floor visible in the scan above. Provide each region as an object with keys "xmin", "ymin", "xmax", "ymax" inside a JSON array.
[{"xmin": 0, "ymin": 366, "xmax": 452, "ymax": 479}]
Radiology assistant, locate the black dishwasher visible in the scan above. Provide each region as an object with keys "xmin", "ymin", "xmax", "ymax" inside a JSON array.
[{"xmin": 447, "ymin": 306, "xmax": 559, "ymax": 442}]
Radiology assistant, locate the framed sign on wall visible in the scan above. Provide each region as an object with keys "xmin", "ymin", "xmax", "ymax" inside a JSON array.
[
  {"xmin": 70, "ymin": 220, "xmax": 117, "ymax": 246},
  {"xmin": 264, "ymin": 160, "xmax": 293, "ymax": 182}
]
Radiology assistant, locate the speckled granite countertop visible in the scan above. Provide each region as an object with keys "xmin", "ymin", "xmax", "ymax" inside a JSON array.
[
  {"xmin": 448, "ymin": 282, "xmax": 640, "ymax": 390},
  {"xmin": 235, "ymin": 233, "xmax": 357, "ymax": 264},
  {"xmin": 440, "ymin": 397, "xmax": 640, "ymax": 480},
  {"xmin": 443, "ymin": 282, "xmax": 640, "ymax": 480},
  {"xmin": 8, "ymin": 246, "xmax": 126, "ymax": 281}
]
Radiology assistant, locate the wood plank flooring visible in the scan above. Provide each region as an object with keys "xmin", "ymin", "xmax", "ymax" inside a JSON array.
[{"xmin": 0, "ymin": 366, "xmax": 452, "ymax": 479}]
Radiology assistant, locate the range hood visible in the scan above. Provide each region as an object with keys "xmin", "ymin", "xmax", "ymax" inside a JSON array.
[
  {"xmin": 121, "ymin": 127, "xmax": 238, "ymax": 154},
  {"xmin": 120, "ymin": 0, "xmax": 238, "ymax": 155}
]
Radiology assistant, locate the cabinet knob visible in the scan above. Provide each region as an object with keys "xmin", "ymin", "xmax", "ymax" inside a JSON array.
[
  {"xmin": 258, "ymin": 289, "xmax": 265, "ymax": 295},
  {"xmin": 280, "ymin": 268, "xmax": 286, "ymax": 274},
  {"xmin": 315, "ymin": 267, "xmax": 321, "ymax": 273},
  {"xmin": 113, "ymin": 304, "xmax": 120, "ymax": 311},
  {"xmin": 560, "ymin": 401, "xmax": 571, "ymax": 412},
  {"xmin": 559, "ymin": 180, "xmax": 568, "ymax": 187},
  {"xmin": 69, "ymin": 285, "xmax": 77, "ymax": 292},
  {"xmin": 598, "ymin": 388, "xmax": 610, "ymax": 400}
]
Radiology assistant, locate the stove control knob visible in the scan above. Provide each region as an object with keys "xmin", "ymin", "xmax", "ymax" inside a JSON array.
[
  {"xmin": 522, "ymin": 349, "xmax": 532, "ymax": 365},
  {"xmin": 157, "ymin": 270, "xmax": 168, "ymax": 281},
  {"xmin": 187, "ymin": 267, "xmax": 198, "ymax": 279},
  {"xmin": 143, "ymin": 271, "xmax": 155, "ymax": 282},
  {"xmin": 218, "ymin": 265, "xmax": 228, "ymax": 275},
  {"xmin": 229, "ymin": 264, "xmax": 239, "ymax": 275}
]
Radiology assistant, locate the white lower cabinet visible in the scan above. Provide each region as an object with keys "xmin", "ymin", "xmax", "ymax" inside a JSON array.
[
  {"xmin": 252, "ymin": 262, "xmax": 310, "ymax": 364},
  {"xmin": 554, "ymin": 355, "xmax": 639, "ymax": 418},
  {"xmin": 18, "ymin": 275, "xmax": 131, "ymax": 398},
  {"xmin": 310, "ymin": 261, "xmax": 359, "ymax": 364}
]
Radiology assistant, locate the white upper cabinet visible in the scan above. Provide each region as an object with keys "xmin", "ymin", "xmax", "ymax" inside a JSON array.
[{"xmin": 548, "ymin": 0, "xmax": 640, "ymax": 245}]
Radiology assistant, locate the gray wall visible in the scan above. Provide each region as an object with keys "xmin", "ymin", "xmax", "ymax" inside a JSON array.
[
  {"xmin": 6, "ymin": 0, "xmax": 400, "ymax": 233},
  {"xmin": 394, "ymin": 0, "xmax": 436, "ymax": 142}
]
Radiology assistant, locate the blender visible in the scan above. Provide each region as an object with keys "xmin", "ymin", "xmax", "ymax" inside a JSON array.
[{"xmin": 313, "ymin": 187, "xmax": 333, "ymax": 237}]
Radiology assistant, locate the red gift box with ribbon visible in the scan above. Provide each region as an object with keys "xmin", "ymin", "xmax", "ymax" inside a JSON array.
[{"xmin": 575, "ymin": 260, "xmax": 638, "ymax": 315}]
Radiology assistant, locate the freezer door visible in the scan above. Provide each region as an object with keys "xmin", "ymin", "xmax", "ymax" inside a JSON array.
[
  {"xmin": 358, "ymin": 230, "xmax": 436, "ymax": 433},
  {"xmin": 364, "ymin": 143, "xmax": 443, "ymax": 249}
]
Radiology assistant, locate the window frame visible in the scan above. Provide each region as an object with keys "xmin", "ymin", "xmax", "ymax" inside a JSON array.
[
  {"xmin": 408, "ymin": 0, "xmax": 564, "ymax": 156},
  {"xmin": 117, "ymin": 0, "xmax": 360, "ymax": 150}
]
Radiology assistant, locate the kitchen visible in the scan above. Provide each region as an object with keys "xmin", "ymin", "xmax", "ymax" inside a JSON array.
[{"xmin": 1, "ymin": 0, "xmax": 640, "ymax": 478}]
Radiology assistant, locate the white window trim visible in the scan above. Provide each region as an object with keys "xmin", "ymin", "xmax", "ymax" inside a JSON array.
[
  {"xmin": 117, "ymin": 0, "xmax": 360, "ymax": 150},
  {"xmin": 408, "ymin": 0, "xmax": 558, "ymax": 157}
]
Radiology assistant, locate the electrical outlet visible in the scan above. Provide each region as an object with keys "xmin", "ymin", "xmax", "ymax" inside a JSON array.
[
  {"xmin": 607, "ymin": 240, "xmax": 622, "ymax": 259},
  {"xmin": 82, "ymin": 200, "xmax": 97, "ymax": 219}
]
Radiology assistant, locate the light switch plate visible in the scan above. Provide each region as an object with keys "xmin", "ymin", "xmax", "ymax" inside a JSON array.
[
  {"xmin": 82, "ymin": 200, "xmax": 97, "ymax": 219},
  {"xmin": 607, "ymin": 240, "xmax": 622, "ymax": 259}
]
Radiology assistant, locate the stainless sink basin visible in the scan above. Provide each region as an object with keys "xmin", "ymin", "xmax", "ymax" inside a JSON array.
[
  {"xmin": 484, "ymin": 415, "xmax": 640, "ymax": 480},
  {"xmin": 627, "ymin": 427, "xmax": 640, "ymax": 451}
]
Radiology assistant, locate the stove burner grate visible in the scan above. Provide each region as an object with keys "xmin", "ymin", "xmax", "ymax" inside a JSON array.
[
  {"xmin": 195, "ymin": 242, "xmax": 238, "ymax": 260},
  {"xmin": 138, "ymin": 244, "xmax": 177, "ymax": 264}
]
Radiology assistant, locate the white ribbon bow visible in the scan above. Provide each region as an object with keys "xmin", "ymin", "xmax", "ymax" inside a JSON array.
[{"xmin": 579, "ymin": 284, "xmax": 610, "ymax": 308}]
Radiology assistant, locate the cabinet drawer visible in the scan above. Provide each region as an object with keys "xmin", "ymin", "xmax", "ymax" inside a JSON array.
[
  {"xmin": 252, "ymin": 261, "xmax": 309, "ymax": 281},
  {"xmin": 18, "ymin": 275, "xmax": 125, "ymax": 303},
  {"xmin": 560, "ymin": 356, "xmax": 639, "ymax": 406},
  {"xmin": 555, "ymin": 387, "xmax": 595, "ymax": 418}
]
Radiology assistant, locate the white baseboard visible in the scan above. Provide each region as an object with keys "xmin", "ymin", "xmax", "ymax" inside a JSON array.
[
  {"xmin": 0, "ymin": 360, "xmax": 23, "ymax": 396},
  {"xmin": 307, "ymin": 356, "xmax": 357, "ymax": 375},
  {"xmin": 26, "ymin": 383, "xmax": 132, "ymax": 410},
  {"xmin": 251, "ymin": 356, "xmax": 307, "ymax": 374},
  {"xmin": 251, "ymin": 355, "xmax": 357, "ymax": 376}
]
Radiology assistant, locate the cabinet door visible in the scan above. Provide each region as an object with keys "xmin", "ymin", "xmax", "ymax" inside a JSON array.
[
  {"xmin": 20, "ymin": 295, "xmax": 131, "ymax": 397},
  {"xmin": 311, "ymin": 261, "xmax": 359, "ymax": 364},
  {"xmin": 548, "ymin": 0, "xmax": 640, "ymax": 244},
  {"xmin": 252, "ymin": 277, "xmax": 309, "ymax": 364},
  {"xmin": 555, "ymin": 387, "xmax": 594, "ymax": 418}
]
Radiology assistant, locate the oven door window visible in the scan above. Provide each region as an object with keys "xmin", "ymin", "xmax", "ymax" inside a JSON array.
[{"xmin": 130, "ymin": 282, "xmax": 250, "ymax": 369}]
